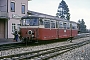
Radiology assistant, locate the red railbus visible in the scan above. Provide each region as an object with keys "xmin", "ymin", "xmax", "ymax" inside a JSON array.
[{"xmin": 20, "ymin": 14, "xmax": 78, "ymax": 41}]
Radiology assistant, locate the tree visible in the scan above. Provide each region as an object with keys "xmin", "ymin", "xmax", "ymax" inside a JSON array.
[
  {"xmin": 78, "ymin": 19, "xmax": 87, "ymax": 33},
  {"xmin": 56, "ymin": 0, "xmax": 70, "ymax": 20}
]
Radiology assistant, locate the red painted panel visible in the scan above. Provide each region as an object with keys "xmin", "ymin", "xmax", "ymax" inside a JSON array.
[
  {"xmin": 20, "ymin": 28, "xmax": 39, "ymax": 39},
  {"xmin": 72, "ymin": 30, "xmax": 78, "ymax": 37},
  {"xmin": 39, "ymin": 28, "xmax": 58, "ymax": 40},
  {"xmin": 20, "ymin": 28, "xmax": 78, "ymax": 40}
]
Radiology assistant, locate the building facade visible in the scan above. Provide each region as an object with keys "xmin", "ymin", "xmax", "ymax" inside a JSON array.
[{"xmin": 0, "ymin": 0, "xmax": 28, "ymax": 39}]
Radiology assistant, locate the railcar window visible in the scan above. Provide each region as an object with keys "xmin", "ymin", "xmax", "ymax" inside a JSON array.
[
  {"xmin": 67, "ymin": 23, "xmax": 70, "ymax": 29},
  {"xmin": 30, "ymin": 18, "xmax": 39, "ymax": 26},
  {"xmin": 26, "ymin": 19, "xmax": 30, "ymax": 26},
  {"xmin": 22, "ymin": 18, "xmax": 39, "ymax": 26},
  {"xmin": 44, "ymin": 20, "xmax": 50, "ymax": 28},
  {"xmin": 63, "ymin": 23, "xmax": 67, "ymax": 29},
  {"xmin": 59, "ymin": 21, "xmax": 63, "ymax": 28},
  {"xmin": 51, "ymin": 21, "xmax": 55, "ymax": 28},
  {"xmin": 72, "ymin": 23, "xmax": 77, "ymax": 29},
  {"xmin": 39, "ymin": 19, "xmax": 43, "ymax": 25},
  {"xmin": 22, "ymin": 19, "xmax": 26, "ymax": 25}
]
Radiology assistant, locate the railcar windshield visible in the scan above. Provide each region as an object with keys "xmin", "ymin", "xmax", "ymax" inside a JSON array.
[
  {"xmin": 30, "ymin": 18, "xmax": 38, "ymax": 26},
  {"xmin": 21, "ymin": 18, "xmax": 39, "ymax": 26}
]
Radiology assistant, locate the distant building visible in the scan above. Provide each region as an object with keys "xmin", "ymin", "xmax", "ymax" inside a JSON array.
[{"xmin": 0, "ymin": 0, "xmax": 29, "ymax": 39}]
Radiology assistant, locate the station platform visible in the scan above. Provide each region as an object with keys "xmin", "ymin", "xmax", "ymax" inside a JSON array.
[{"xmin": 0, "ymin": 38, "xmax": 21, "ymax": 45}]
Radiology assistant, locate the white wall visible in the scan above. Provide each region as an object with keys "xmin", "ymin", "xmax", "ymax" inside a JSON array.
[
  {"xmin": 7, "ymin": 0, "xmax": 28, "ymax": 38},
  {"xmin": 8, "ymin": 19, "xmax": 20, "ymax": 38},
  {"xmin": 0, "ymin": 0, "xmax": 7, "ymax": 12}
]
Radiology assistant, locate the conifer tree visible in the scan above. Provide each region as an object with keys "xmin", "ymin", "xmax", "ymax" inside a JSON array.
[
  {"xmin": 78, "ymin": 19, "xmax": 87, "ymax": 33},
  {"xmin": 56, "ymin": 0, "xmax": 70, "ymax": 20}
]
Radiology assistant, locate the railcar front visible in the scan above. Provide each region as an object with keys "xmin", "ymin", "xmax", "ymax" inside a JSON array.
[{"xmin": 20, "ymin": 16, "xmax": 41, "ymax": 42}]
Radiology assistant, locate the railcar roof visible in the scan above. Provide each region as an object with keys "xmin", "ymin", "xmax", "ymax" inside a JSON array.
[
  {"xmin": 22, "ymin": 15, "xmax": 66, "ymax": 21},
  {"xmin": 21, "ymin": 15, "xmax": 69, "ymax": 22},
  {"xmin": 21, "ymin": 10, "xmax": 77, "ymax": 24}
]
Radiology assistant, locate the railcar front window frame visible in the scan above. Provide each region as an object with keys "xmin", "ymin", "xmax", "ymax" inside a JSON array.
[
  {"xmin": 22, "ymin": 19, "xmax": 26, "ymax": 26},
  {"xmin": 30, "ymin": 18, "xmax": 39, "ymax": 26},
  {"xmin": 22, "ymin": 18, "xmax": 39, "ymax": 26},
  {"xmin": 26, "ymin": 19, "xmax": 30, "ymax": 26}
]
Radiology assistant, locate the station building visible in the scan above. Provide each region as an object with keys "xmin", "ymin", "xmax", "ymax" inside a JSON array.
[{"xmin": 0, "ymin": 0, "xmax": 29, "ymax": 39}]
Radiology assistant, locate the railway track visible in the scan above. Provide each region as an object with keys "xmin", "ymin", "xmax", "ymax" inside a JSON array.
[
  {"xmin": 0, "ymin": 33, "xmax": 89, "ymax": 51},
  {"xmin": 0, "ymin": 39, "xmax": 90, "ymax": 60},
  {"xmin": 0, "ymin": 43, "xmax": 26, "ymax": 51}
]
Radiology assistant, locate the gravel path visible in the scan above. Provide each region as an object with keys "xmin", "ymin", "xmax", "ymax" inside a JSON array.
[{"xmin": 49, "ymin": 43, "xmax": 90, "ymax": 60}]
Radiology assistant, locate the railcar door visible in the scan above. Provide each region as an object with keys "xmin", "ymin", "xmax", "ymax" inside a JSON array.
[{"xmin": 56, "ymin": 21, "xmax": 59, "ymax": 39}]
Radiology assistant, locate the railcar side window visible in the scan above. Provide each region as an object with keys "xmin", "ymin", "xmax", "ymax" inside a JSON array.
[
  {"xmin": 30, "ymin": 18, "xmax": 39, "ymax": 26},
  {"xmin": 39, "ymin": 18, "xmax": 43, "ymax": 25},
  {"xmin": 63, "ymin": 23, "xmax": 67, "ymax": 29},
  {"xmin": 44, "ymin": 20, "xmax": 50, "ymax": 28},
  {"xmin": 59, "ymin": 21, "xmax": 63, "ymax": 28},
  {"xmin": 51, "ymin": 20, "xmax": 56, "ymax": 28},
  {"xmin": 72, "ymin": 23, "xmax": 77, "ymax": 29},
  {"xmin": 67, "ymin": 23, "xmax": 70, "ymax": 29}
]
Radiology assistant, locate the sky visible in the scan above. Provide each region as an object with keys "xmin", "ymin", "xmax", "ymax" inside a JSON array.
[{"xmin": 28, "ymin": 0, "xmax": 90, "ymax": 29}]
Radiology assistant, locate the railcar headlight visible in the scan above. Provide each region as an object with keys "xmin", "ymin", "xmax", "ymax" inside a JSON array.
[{"xmin": 28, "ymin": 30, "xmax": 32, "ymax": 35}]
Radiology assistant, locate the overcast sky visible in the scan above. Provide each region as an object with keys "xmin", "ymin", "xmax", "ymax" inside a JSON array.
[{"xmin": 28, "ymin": 0, "xmax": 90, "ymax": 29}]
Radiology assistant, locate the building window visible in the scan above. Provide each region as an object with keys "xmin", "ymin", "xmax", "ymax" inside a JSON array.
[
  {"xmin": 22, "ymin": 5, "xmax": 25, "ymax": 14},
  {"xmin": 12, "ymin": 23, "xmax": 16, "ymax": 32},
  {"xmin": 11, "ymin": 2, "xmax": 15, "ymax": 12}
]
